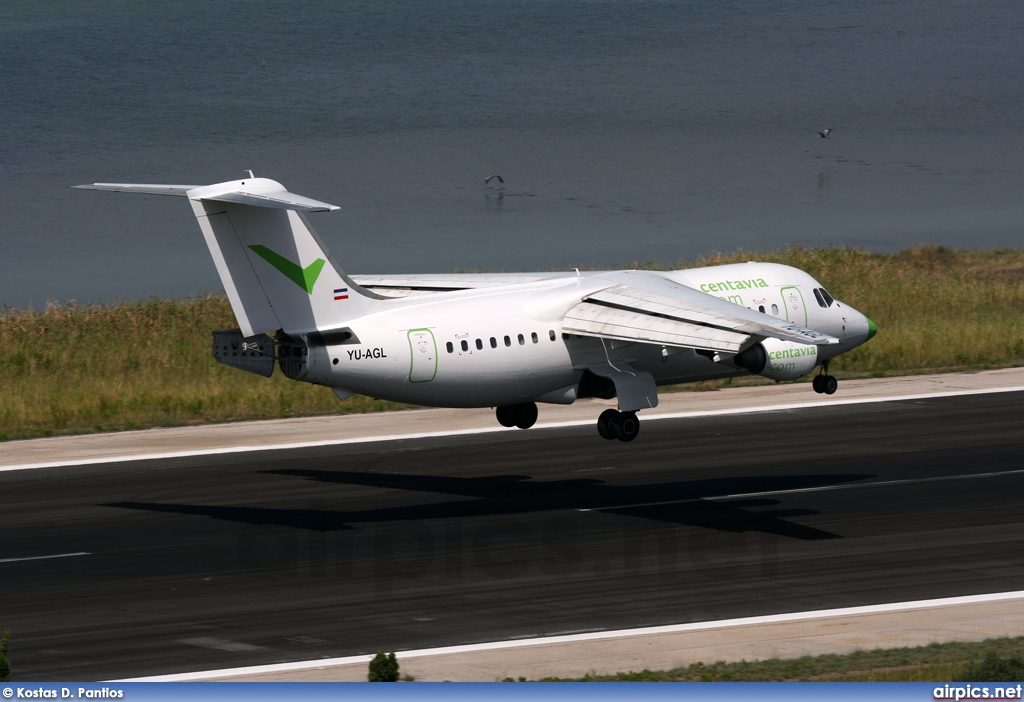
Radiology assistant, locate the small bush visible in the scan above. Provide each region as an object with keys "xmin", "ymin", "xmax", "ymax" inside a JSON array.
[
  {"xmin": 1, "ymin": 630, "xmax": 11, "ymax": 682},
  {"xmin": 368, "ymin": 651, "xmax": 399, "ymax": 682},
  {"xmin": 955, "ymin": 653, "xmax": 1024, "ymax": 682}
]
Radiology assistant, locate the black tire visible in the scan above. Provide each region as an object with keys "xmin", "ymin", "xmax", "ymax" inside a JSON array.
[
  {"xmin": 612, "ymin": 411, "xmax": 640, "ymax": 442},
  {"xmin": 812, "ymin": 375, "xmax": 825, "ymax": 394},
  {"xmin": 597, "ymin": 409, "xmax": 619, "ymax": 440},
  {"xmin": 514, "ymin": 402, "xmax": 538, "ymax": 429},
  {"xmin": 496, "ymin": 406, "xmax": 516, "ymax": 427},
  {"xmin": 823, "ymin": 375, "xmax": 838, "ymax": 395}
]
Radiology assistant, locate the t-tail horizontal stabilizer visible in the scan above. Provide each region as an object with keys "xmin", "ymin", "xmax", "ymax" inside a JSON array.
[
  {"xmin": 73, "ymin": 179, "xmax": 341, "ymax": 212},
  {"xmin": 75, "ymin": 177, "xmax": 376, "ymax": 338}
]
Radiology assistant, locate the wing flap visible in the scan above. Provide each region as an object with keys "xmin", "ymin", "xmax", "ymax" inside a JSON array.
[{"xmin": 564, "ymin": 302, "xmax": 749, "ymax": 352}]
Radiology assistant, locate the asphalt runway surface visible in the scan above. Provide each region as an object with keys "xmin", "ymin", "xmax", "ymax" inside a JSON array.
[{"xmin": 3, "ymin": 391, "xmax": 1024, "ymax": 681}]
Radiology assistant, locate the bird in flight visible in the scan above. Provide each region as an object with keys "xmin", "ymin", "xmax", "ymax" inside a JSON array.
[
  {"xmin": 484, "ymin": 174, "xmax": 504, "ymax": 184},
  {"xmin": 818, "ymin": 128, "xmax": 832, "ymax": 139}
]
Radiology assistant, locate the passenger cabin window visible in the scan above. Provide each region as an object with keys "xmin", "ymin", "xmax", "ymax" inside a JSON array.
[
  {"xmin": 771, "ymin": 303, "xmax": 779, "ymax": 316},
  {"xmin": 758, "ymin": 305, "xmax": 765, "ymax": 313},
  {"xmin": 813, "ymin": 288, "xmax": 827, "ymax": 308},
  {"xmin": 475, "ymin": 339, "xmax": 483, "ymax": 350},
  {"xmin": 549, "ymin": 330, "xmax": 556, "ymax": 341},
  {"xmin": 531, "ymin": 332, "xmax": 538, "ymax": 344},
  {"xmin": 504, "ymin": 335, "xmax": 511, "ymax": 347},
  {"xmin": 518, "ymin": 334, "xmax": 525, "ymax": 345},
  {"xmin": 490, "ymin": 337, "xmax": 497, "ymax": 348},
  {"xmin": 446, "ymin": 341, "xmax": 454, "ymax": 353},
  {"xmin": 461, "ymin": 340, "xmax": 468, "ymax": 352}
]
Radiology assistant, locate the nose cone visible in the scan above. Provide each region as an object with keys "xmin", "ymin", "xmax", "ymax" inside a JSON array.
[{"xmin": 836, "ymin": 303, "xmax": 875, "ymax": 351}]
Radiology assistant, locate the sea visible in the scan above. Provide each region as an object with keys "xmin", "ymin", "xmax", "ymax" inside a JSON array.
[{"xmin": 2, "ymin": 0, "xmax": 1022, "ymax": 308}]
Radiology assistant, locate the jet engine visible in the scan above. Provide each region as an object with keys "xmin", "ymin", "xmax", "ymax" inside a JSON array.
[{"xmin": 732, "ymin": 338, "xmax": 818, "ymax": 381}]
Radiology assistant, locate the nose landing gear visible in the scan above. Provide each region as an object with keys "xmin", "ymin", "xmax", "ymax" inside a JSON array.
[
  {"xmin": 812, "ymin": 362, "xmax": 838, "ymax": 395},
  {"xmin": 496, "ymin": 402, "xmax": 539, "ymax": 429},
  {"xmin": 597, "ymin": 408, "xmax": 640, "ymax": 442}
]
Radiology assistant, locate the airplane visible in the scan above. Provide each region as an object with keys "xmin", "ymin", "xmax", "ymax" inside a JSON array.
[{"xmin": 75, "ymin": 175, "xmax": 877, "ymax": 442}]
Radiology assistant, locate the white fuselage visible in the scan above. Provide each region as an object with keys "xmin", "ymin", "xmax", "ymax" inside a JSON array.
[{"xmin": 295, "ymin": 263, "xmax": 872, "ymax": 408}]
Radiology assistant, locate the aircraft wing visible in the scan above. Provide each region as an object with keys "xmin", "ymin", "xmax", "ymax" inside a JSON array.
[
  {"xmin": 351, "ymin": 272, "xmax": 573, "ymax": 297},
  {"xmin": 563, "ymin": 271, "xmax": 839, "ymax": 353}
]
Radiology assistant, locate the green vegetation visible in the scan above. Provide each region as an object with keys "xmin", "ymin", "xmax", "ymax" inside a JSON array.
[
  {"xmin": 507, "ymin": 636, "xmax": 1024, "ymax": 682},
  {"xmin": 1, "ymin": 630, "xmax": 10, "ymax": 683},
  {"xmin": 368, "ymin": 651, "xmax": 400, "ymax": 682},
  {"xmin": 955, "ymin": 652, "xmax": 1024, "ymax": 682},
  {"xmin": 2, "ymin": 246, "xmax": 1023, "ymax": 441},
  {"xmin": 0, "ymin": 295, "xmax": 413, "ymax": 441}
]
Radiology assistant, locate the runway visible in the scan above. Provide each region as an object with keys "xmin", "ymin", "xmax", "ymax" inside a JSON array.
[{"xmin": 3, "ymin": 387, "xmax": 1024, "ymax": 681}]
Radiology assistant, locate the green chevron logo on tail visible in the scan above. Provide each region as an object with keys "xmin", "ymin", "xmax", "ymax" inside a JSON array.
[{"xmin": 248, "ymin": 245, "xmax": 325, "ymax": 294}]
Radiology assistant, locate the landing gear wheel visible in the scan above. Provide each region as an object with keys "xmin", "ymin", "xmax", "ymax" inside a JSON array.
[
  {"xmin": 597, "ymin": 409, "xmax": 619, "ymax": 440},
  {"xmin": 496, "ymin": 406, "xmax": 516, "ymax": 427},
  {"xmin": 611, "ymin": 411, "xmax": 640, "ymax": 442},
  {"xmin": 513, "ymin": 402, "xmax": 539, "ymax": 429},
  {"xmin": 813, "ymin": 362, "xmax": 837, "ymax": 395}
]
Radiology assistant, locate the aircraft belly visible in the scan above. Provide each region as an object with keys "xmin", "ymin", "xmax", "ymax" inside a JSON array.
[
  {"xmin": 318, "ymin": 306, "xmax": 579, "ymax": 407},
  {"xmin": 330, "ymin": 364, "xmax": 578, "ymax": 408}
]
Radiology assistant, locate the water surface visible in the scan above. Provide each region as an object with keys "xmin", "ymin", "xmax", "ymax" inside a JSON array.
[{"xmin": 2, "ymin": 1, "xmax": 1022, "ymax": 307}]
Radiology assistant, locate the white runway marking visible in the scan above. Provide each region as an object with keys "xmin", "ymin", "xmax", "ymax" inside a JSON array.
[
  {"xmin": 118, "ymin": 589, "xmax": 1024, "ymax": 682},
  {"xmin": 0, "ymin": 551, "xmax": 90, "ymax": 564},
  {"xmin": 577, "ymin": 467, "xmax": 1024, "ymax": 512},
  {"xmin": 3, "ymin": 385, "xmax": 1022, "ymax": 474}
]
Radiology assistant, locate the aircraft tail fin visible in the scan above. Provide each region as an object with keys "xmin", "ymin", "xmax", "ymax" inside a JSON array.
[{"xmin": 75, "ymin": 177, "xmax": 378, "ymax": 337}]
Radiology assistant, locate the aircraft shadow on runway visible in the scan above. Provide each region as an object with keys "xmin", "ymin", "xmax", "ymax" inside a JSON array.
[{"xmin": 105, "ymin": 471, "xmax": 872, "ymax": 541}]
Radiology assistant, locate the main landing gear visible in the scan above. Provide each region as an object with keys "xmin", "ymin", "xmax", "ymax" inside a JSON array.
[
  {"xmin": 496, "ymin": 403, "xmax": 538, "ymax": 429},
  {"xmin": 597, "ymin": 408, "xmax": 640, "ymax": 442},
  {"xmin": 496, "ymin": 402, "xmax": 641, "ymax": 441},
  {"xmin": 812, "ymin": 362, "xmax": 838, "ymax": 395}
]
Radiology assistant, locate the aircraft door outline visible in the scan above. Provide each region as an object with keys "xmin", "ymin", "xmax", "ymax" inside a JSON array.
[
  {"xmin": 407, "ymin": 328, "xmax": 438, "ymax": 383},
  {"xmin": 779, "ymin": 286, "xmax": 808, "ymax": 327}
]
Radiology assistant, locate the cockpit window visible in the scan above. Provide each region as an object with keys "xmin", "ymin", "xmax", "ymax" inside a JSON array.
[
  {"xmin": 813, "ymin": 288, "xmax": 827, "ymax": 308},
  {"xmin": 820, "ymin": 288, "xmax": 835, "ymax": 307}
]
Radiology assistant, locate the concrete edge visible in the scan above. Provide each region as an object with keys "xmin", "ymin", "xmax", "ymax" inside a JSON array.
[{"xmin": 117, "ymin": 590, "xmax": 1024, "ymax": 682}]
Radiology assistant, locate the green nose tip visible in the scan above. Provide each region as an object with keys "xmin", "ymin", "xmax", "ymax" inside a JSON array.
[{"xmin": 866, "ymin": 317, "xmax": 878, "ymax": 340}]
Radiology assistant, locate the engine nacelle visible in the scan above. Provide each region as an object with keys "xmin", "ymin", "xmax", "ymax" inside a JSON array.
[{"xmin": 733, "ymin": 339, "xmax": 818, "ymax": 380}]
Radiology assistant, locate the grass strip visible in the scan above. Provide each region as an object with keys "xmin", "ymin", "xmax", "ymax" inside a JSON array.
[
  {"xmin": 512, "ymin": 636, "xmax": 1024, "ymax": 682},
  {"xmin": 2, "ymin": 245, "xmax": 1023, "ymax": 441}
]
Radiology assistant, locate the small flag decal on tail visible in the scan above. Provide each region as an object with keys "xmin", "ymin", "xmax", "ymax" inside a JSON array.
[{"xmin": 334, "ymin": 288, "xmax": 349, "ymax": 301}]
